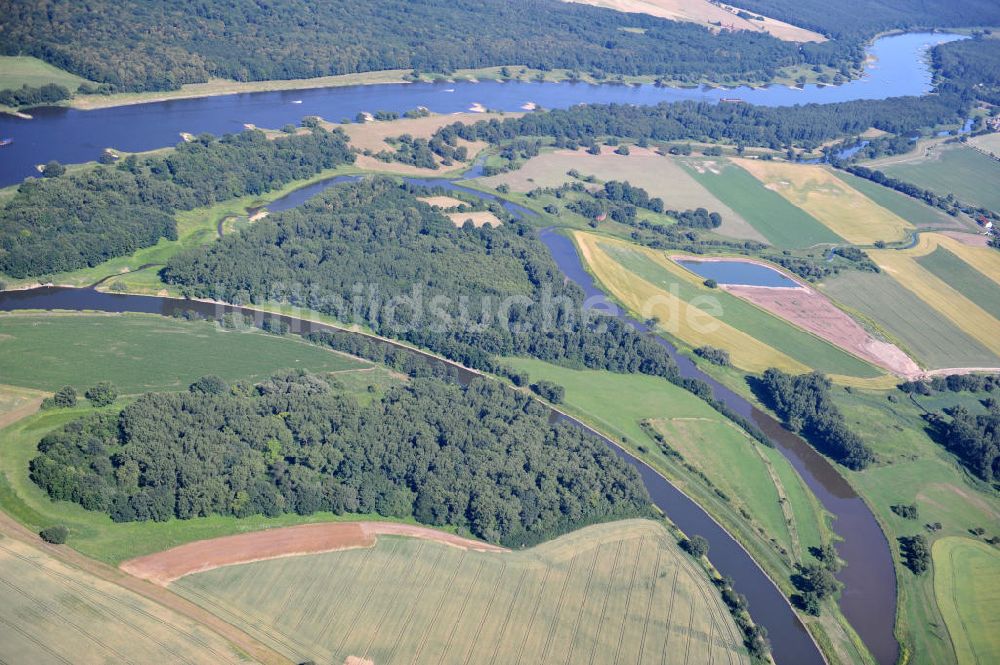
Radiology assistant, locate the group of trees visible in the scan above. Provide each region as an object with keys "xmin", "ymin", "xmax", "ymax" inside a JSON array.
[
  {"xmin": 42, "ymin": 383, "xmax": 118, "ymax": 410},
  {"xmin": 162, "ymin": 178, "xmax": 678, "ymax": 381},
  {"xmin": 428, "ymin": 92, "xmax": 972, "ymax": 155},
  {"xmin": 0, "ymin": 0, "xmax": 836, "ymax": 95},
  {"xmin": 0, "ymin": 83, "xmax": 72, "ymax": 109},
  {"xmin": 755, "ymin": 369, "xmax": 874, "ymax": 469},
  {"xmin": 0, "ymin": 128, "xmax": 354, "ymax": 277},
  {"xmin": 899, "ymin": 373, "xmax": 1000, "ymax": 396},
  {"xmin": 928, "ymin": 405, "xmax": 1000, "ymax": 484},
  {"xmin": 898, "ymin": 534, "xmax": 930, "ymax": 574},
  {"xmin": 30, "ymin": 372, "xmax": 652, "ymax": 547}
]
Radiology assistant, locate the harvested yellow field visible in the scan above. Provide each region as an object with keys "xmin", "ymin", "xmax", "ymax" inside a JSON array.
[
  {"xmin": 0, "ymin": 535, "xmax": 246, "ymax": 664},
  {"xmin": 562, "ymin": 0, "xmax": 825, "ymax": 42},
  {"xmin": 573, "ymin": 231, "xmax": 809, "ymax": 374},
  {"xmin": 417, "ymin": 195, "xmax": 466, "ymax": 209},
  {"xmin": 174, "ymin": 519, "xmax": 749, "ymax": 665},
  {"xmin": 736, "ymin": 159, "xmax": 913, "ymax": 244},
  {"xmin": 446, "ymin": 210, "xmax": 503, "ymax": 227},
  {"xmin": 870, "ymin": 245, "xmax": 1000, "ymax": 358}
]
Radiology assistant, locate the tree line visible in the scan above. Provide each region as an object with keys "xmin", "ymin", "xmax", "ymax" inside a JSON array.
[
  {"xmin": 0, "ymin": 128, "xmax": 354, "ymax": 278},
  {"xmin": 754, "ymin": 368, "xmax": 874, "ymax": 469},
  {"xmin": 30, "ymin": 372, "xmax": 652, "ymax": 547},
  {"xmin": 0, "ymin": 83, "xmax": 72, "ymax": 109},
  {"xmin": 0, "ymin": 0, "xmax": 832, "ymax": 94}
]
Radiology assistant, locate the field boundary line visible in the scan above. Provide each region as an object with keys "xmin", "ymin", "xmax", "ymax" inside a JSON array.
[
  {"xmin": 636, "ymin": 545, "xmax": 662, "ymax": 665},
  {"xmin": 404, "ymin": 552, "xmax": 469, "ymax": 665}
]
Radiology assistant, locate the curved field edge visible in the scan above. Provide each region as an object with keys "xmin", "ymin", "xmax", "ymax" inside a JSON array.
[
  {"xmin": 171, "ymin": 518, "xmax": 752, "ymax": 665},
  {"xmin": 931, "ymin": 537, "xmax": 1000, "ymax": 665},
  {"xmin": 122, "ymin": 521, "xmax": 506, "ymax": 585}
]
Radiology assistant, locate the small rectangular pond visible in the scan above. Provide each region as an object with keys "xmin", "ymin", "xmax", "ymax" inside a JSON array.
[{"xmin": 677, "ymin": 259, "xmax": 798, "ymax": 288}]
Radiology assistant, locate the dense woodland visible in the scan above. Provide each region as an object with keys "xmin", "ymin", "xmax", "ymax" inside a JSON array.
[
  {"xmin": 30, "ymin": 372, "xmax": 652, "ymax": 546},
  {"xmin": 933, "ymin": 35, "xmax": 1000, "ymax": 105},
  {"xmin": 1, "ymin": 0, "xmax": 830, "ymax": 93},
  {"xmin": 429, "ymin": 93, "xmax": 972, "ymax": 154},
  {"xmin": 163, "ymin": 178, "xmax": 677, "ymax": 379},
  {"xmin": 0, "ymin": 128, "xmax": 353, "ymax": 278},
  {"xmin": 754, "ymin": 369, "xmax": 875, "ymax": 469},
  {"xmin": 730, "ymin": 0, "xmax": 1000, "ymax": 40},
  {"xmin": 930, "ymin": 406, "xmax": 1000, "ymax": 484}
]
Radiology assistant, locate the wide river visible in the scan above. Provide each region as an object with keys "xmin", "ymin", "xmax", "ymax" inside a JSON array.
[
  {"xmin": 0, "ymin": 31, "xmax": 963, "ymax": 187},
  {"xmin": 0, "ymin": 30, "xmax": 956, "ymax": 664}
]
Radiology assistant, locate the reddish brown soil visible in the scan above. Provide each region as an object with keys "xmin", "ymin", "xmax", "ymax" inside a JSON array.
[
  {"xmin": 121, "ymin": 521, "xmax": 505, "ymax": 585},
  {"xmin": 724, "ymin": 284, "xmax": 921, "ymax": 377}
]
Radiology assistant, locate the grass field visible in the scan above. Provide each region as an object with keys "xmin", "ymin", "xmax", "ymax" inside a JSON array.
[
  {"xmin": 0, "ymin": 534, "xmax": 246, "ymax": 664},
  {"xmin": 869, "ymin": 246, "xmax": 1000, "ymax": 360},
  {"xmin": 830, "ymin": 387, "xmax": 1000, "ymax": 665},
  {"xmin": 819, "ymin": 270, "xmax": 1000, "ymax": 369},
  {"xmin": 0, "ymin": 56, "xmax": 90, "ymax": 92},
  {"xmin": 880, "ymin": 144, "xmax": 1000, "ymax": 212},
  {"xmin": 736, "ymin": 160, "xmax": 913, "ymax": 244},
  {"xmin": 932, "ymin": 537, "xmax": 1000, "ymax": 665},
  {"xmin": 834, "ymin": 171, "xmax": 966, "ymax": 230},
  {"xmin": 503, "ymin": 357, "xmax": 828, "ymax": 577},
  {"xmin": 916, "ymin": 246, "xmax": 1000, "ymax": 320},
  {"xmin": 174, "ymin": 519, "xmax": 750, "ymax": 665},
  {"xmin": 479, "ymin": 148, "xmax": 768, "ymax": 242},
  {"xmin": 683, "ymin": 158, "xmax": 843, "ymax": 248},
  {"xmin": 575, "ymin": 231, "xmax": 887, "ymax": 381},
  {"xmin": 969, "ymin": 132, "xmax": 1000, "ymax": 159},
  {"xmin": 0, "ymin": 312, "xmax": 367, "ymax": 393}
]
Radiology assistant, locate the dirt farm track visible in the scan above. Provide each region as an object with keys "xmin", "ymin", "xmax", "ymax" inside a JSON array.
[{"xmin": 121, "ymin": 521, "xmax": 507, "ymax": 584}]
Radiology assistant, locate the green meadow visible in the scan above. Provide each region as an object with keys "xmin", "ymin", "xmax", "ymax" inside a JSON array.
[
  {"xmin": 599, "ymin": 242, "xmax": 883, "ymax": 378},
  {"xmin": 0, "ymin": 56, "xmax": 91, "ymax": 92},
  {"xmin": 915, "ymin": 246, "xmax": 1000, "ymax": 320},
  {"xmin": 0, "ymin": 312, "xmax": 366, "ymax": 393},
  {"xmin": 932, "ymin": 537, "xmax": 1000, "ymax": 665},
  {"xmin": 682, "ymin": 160, "xmax": 842, "ymax": 248},
  {"xmin": 881, "ymin": 145, "xmax": 1000, "ymax": 211},
  {"xmin": 502, "ymin": 357, "xmax": 829, "ymax": 584},
  {"xmin": 832, "ymin": 386, "xmax": 1000, "ymax": 665},
  {"xmin": 819, "ymin": 270, "xmax": 1000, "ymax": 369}
]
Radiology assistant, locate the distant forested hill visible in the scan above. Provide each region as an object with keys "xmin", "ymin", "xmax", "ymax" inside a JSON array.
[
  {"xmin": 31, "ymin": 372, "xmax": 652, "ymax": 546},
  {"xmin": 730, "ymin": 0, "xmax": 1000, "ymax": 39},
  {"xmin": 4, "ymin": 0, "xmax": 841, "ymax": 93}
]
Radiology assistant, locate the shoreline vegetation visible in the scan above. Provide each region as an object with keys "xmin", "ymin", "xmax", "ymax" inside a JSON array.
[{"xmin": 0, "ymin": 60, "xmax": 851, "ymax": 117}]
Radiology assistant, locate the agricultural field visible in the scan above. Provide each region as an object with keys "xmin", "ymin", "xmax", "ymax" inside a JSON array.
[
  {"xmin": 0, "ymin": 55, "xmax": 91, "ymax": 93},
  {"xmin": 574, "ymin": 231, "xmax": 888, "ymax": 382},
  {"xmin": 834, "ymin": 170, "xmax": 967, "ymax": 231},
  {"xmin": 932, "ymin": 537, "xmax": 1000, "ymax": 665},
  {"xmin": 503, "ymin": 357, "xmax": 828, "ymax": 578},
  {"xmin": 562, "ymin": 0, "xmax": 825, "ymax": 42},
  {"xmin": 869, "ymin": 243, "xmax": 1000, "ymax": 361},
  {"xmin": 174, "ymin": 519, "xmax": 750, "ymax": 665},
  {"xmin": 819, "ymin": 270, "xmax": 1000, "ymax": 370},
  {"xmin": 877, "ymin": 143, "xmax": 1000, "ymax": 212},
  {"xmin": 0, "ymin": 534, "xmax": 246, "ymax": 664},
  {"xmin": 682, "ymin": 158, "xmax": 842, "ymax": 248},
  {"xmin": 0, "ymin": 312, "xmax": 367, "ymax": 394},
  {"xmin": 479, "ymin": 148, "xmax": 768, "ymax": 242},
  {"xmin": 735, "ymin": 159, "xmax": 913, "ymax": 244},
  {"xmin": 831, "ymin": 387, "xmax": 1000, "ymax": 665},
  {"xmin": 969, "ymin": 132, "xmax": 1000, "ymax": 159},
  {"xmin": 915, "ymin": 246, "xmax": 1000, "ymax": 320}
]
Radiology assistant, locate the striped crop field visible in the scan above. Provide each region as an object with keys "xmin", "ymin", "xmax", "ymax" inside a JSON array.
[
  {"xmin": 173, "ymin": 519, "xmax": 750, "ymax": 665},
  {"xmin": 572, "ymin": 231, "xmax": 890, "ymax": 385},
  {"xmin": 0, "ymin": 535, "xmax": 245, "ymax": 664},
  {"xmin": 735, "ymin": 159, "xmax": 913, "ymax": 244},
  {"xmin": 869, "ymin": 237, "xmax": 1000, "ymax": 360}
]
